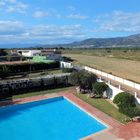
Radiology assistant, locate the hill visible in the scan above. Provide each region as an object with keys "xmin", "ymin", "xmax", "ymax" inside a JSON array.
[{"xmin": 68, "ymin": 34, "xmax": 140, "ymax": 48}]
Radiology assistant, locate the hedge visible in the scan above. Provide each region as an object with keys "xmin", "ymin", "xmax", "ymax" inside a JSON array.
[
  {"xmin": 0, "ymin": 74, "xmax": 70, "ymax": 100},
  {"xmin": 0, "ymin": 62, "xmax": 60, "ymax": 77}
]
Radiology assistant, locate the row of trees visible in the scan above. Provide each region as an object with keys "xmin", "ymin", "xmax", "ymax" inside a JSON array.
[{"xmin": 0, "ymin": 62, "xmax": 60, "ymax": 79}]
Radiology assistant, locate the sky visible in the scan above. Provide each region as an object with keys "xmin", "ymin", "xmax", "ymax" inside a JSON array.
[{"xmin": 0, "ymin": 0, "xmax": 140, "ymax": 44}]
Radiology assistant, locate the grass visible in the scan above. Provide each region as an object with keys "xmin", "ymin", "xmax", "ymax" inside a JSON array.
[
  {"xmin": 75, "ymin": 93, "xmax": 130, "ymax": 124},
  {"xmin": 64, "ymin": 53, "xmax": 140, "ymax": 83},
  {"xmin": 13, "ymin": 86, "xmax": 73, "ymax": 99}
]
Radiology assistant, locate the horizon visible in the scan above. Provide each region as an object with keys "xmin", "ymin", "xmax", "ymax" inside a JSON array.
[{"xmin": 0, "ymin": 0, "xmax": 140, "ymax": 47}]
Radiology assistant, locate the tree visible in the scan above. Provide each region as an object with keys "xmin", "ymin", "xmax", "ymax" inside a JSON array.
[
  {"xmin": 0, "ymin": 65, "xmax": 11, "ymax": 79},
  {"xmin": 0, "ymin": 49, "xmax": 8, "ymax": 56},
  {"xmin": 92, "ymin": 82, "xmax": 109, "ymax": 97},
  {"xmin": 69, "ymin": 70, "xmax": 97, "ymax": 91}
]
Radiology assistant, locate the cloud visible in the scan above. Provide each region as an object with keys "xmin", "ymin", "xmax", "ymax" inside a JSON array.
[
  {"xmin": 0, "ymin": 0, "xmax": 28, "ymax": 13},
  {"xmin": 33, "ymin": 9, "xmax": 61, "ymax": 19},
  {"xmin": 67, "ymin": 13, "xmax": 88, "ymax": 20},
  {"xmin": 33, "ymin": 10, "xmax": 50, "ymax": 18},
  {"xmin": 0, "ymin": 20, "xmax": 25, "ymax": 35},
  {"xmin": 0, "ymin": 21, "xmax": 86, "ymax": 43},
  {"xmin": 93, "ymin": 11, "xmax": 140, "ymax": 32},
  {"xmin": 67, "ymin": 6, "xmax": 76, "ymax": 11}
]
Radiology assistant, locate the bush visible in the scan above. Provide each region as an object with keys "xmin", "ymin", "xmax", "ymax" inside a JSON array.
[
  {"xmin": 113, "ymin": 92, "xmax": 140, "ymax": 118},
  {"xmin": 62, "ymin": 68, "xmax": 74, "ymax": 73},
  {"xmin": 0, "ymin": 61, "xmax": 60, "ymax": 75},
  {"xmin": 0, "ymin": 65, "xmax": 11, "ymax": 79},
  {"xmin": 119, "ymin": 106, "xmax": 140, "ymax": 118},
  {"xmin": 113, "ymin": 92, "xmax": 136, "ymax": 107},
  {"xmin": 93, "ymin": 82, "xmax": 109, "ymax": 97},
  {"xmin": 69, "ymin": 70, "xmax": 97, "ymax": 90}
]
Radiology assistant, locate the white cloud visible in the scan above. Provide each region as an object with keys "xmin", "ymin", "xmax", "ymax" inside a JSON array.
[
  {"xmin": 67, "ymin": 13, "xmax": 88, "ymax": 20},
  {"xmin": 0, "ymin": 0, "xmax": 28, "ymax": 13},
  {"xmin": 0, "ymin": 20, "xmax": 24, "ymax": 35},
  {"xmin": 33, "ymin": 9, "xmax": 61, "ymax": 19},
  {"xmin": 34, "ymin": 10, "xmax": 49, "ymax": 18},
  {"xmin": 67, "ymin": 6, "xmax": 76, "ymax": 11},
  {"xmin": 0, "ymin": 21, "xmax": 86, "ymax": 43},
  {"xmin": 94, "ymin": 11, "xmax": 140, "ymax": 32}
]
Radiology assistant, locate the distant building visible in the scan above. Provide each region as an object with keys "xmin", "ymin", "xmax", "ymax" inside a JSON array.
[
  {"xmin": 17, "ymin": 50, "xmax": 41, "ymax": 57},
  {"xmin": 17, "ymin": 49, "xmax": 62, "ymax": 61},
  {"xmin": 41, "ymin": 49, "xmax": 62, "ymax": 61}
]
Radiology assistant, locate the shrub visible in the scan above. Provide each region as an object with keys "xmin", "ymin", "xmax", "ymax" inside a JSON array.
[
  {"xmin": 69, "ymin": 70, "xmax": 97, "ymax": 90},
  {"xmin": 0, "ymin": 65, "xmax": 11, "ymax": 79},
  {"xmin": 113, "ymin": 92, "xmax": 136, "ymax": 107},
  {"xmin": 113, "ymin": 92, "xmax": 140, "ymax": 118},
  {"xmin": 62, "ymin": 68, "xmax": 74, "ymax": 73},
  {"xmin": 119, "ymin": 106, "xmax": 140, "ymax": 118},
  {"xmin": 0, "ymin": 61, "xmax": 60, "ymax": 75},
  {"xmin": 93, "ymin": 82, "xmax": 109, "ymax": 97}
]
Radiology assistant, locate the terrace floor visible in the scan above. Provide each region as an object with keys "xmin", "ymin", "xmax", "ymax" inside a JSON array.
[{"xmin": 0, "ymin": 90, "xmax": 140, "ymax": 140}]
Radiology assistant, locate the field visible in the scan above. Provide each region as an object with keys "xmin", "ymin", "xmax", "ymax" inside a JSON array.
[
  {"xmin": 63, "ymin": 49, "xmax": 140, "ymax": 83},
  {"xmin": 62, "ymin": 48, "xmax": 140, "ymax": 61}
]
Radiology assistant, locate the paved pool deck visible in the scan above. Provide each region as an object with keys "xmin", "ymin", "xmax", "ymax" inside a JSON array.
[{"xmin": 0, "ymin": 90, "xmax": 140, "ymax": 140}]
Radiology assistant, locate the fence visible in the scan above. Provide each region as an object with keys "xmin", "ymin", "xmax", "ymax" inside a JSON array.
[
  {"xmin": 85, "ymin": 66, "xmax": 140, "ymax": 90},
  {"xmin": 85, "ymin": 66, "xmax": 140, "ymax": 104},
  {"xmin": 0, "ymin": 73, "xmax": 70, "ymax": 100}
]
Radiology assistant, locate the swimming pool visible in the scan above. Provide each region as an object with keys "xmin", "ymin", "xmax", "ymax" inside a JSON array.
[{"xmin": 0, "ymin": 96, "xmax": 107, "ymax": 140}]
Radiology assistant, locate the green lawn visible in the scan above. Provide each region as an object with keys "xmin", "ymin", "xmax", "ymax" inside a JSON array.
[
  {"xmin": 75, "ymin": 93, "xmax": 131, "ymax": 124},
  {"xmin": 13, "ymin": 87, "xmax": 73, "ymax": 99}
]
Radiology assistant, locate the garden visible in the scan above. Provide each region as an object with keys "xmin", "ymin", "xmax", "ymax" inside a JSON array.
[{"xmin": 69, "ymin": 70, "xmax": 140, "ymax": 123}]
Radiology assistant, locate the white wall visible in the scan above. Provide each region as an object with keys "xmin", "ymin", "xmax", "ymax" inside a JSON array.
[
  {"xmin": 97, "ymin": 79, "xmax": 123, "ymax": 101},
  {"xmin": 107, "ymin": 84, "xmax": 123, "ymax": 101},
  {"xmin": 85, "ymin": 66, "xmax": 140, "ymax": 90},
  {"xmin": 60, "ymin": 61, "xmax": 73, "ymax": 68},
  {"xmin": 98, "ymin": 79, "xmax": 140, "ymax": 104}
]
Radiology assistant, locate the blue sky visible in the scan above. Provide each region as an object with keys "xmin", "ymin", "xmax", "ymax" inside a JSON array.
[{"xmin": 0, "ymin": 0, "xmax": 140, "ymax": 44}]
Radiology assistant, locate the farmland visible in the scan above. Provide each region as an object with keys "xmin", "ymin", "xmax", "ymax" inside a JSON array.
[{"xmin": 63, "ymin": 48, "xmax": 140, "ymax": 83}]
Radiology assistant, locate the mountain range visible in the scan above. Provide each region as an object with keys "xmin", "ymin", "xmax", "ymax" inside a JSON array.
[
  {"xmin": 1, "ymin": 33, "xmax": 140, "ymax": 49},
  {"xmin": 61, "ymin": 33, "xmax": 140, "ymax": 48}
]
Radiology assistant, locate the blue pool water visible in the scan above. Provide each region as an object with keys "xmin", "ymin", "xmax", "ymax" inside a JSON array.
[{"xmin": 0, "ymin": 97, "xmax": 107, "ymax": 140}]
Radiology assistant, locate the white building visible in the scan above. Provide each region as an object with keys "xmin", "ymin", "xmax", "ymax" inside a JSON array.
[
  {"xmin": 17, "ymin": 49, "xmax": 62, "ymax": 60},
  {"xmin": 60, "ymin": 61, "xmax": 73, "ymax": 69},
  {"xmin": 17, "ymin": 50, "xmax": 41, "ymax": 57}
]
